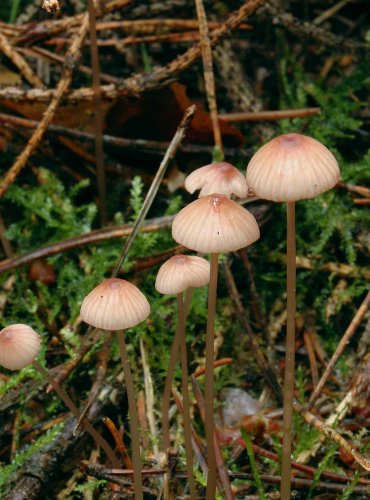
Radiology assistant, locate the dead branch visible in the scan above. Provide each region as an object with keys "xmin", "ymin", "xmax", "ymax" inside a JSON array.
[
  {"xmin": 0, "ymin": 216, "xmax": 175, "ymax": 274},
  {"xmin": 195, "ymin": 0, "xmax": 223, "ymax": 154},
  {"xmin": 220, "ymin": 108, "xmax": 321, "ymax": 122}
]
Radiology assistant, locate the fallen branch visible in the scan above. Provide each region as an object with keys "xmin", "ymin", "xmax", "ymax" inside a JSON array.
[
  {"xmin": 219, "ymin": 107, "xmax": 321, "ymax": 122},
  {"xmin": 0, "ymin": 215, "xmax": 174, "ymax": 274}
]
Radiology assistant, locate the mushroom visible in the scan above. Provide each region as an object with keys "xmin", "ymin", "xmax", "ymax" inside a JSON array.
[
  {"xmin": 156, "ymin": 255, "xmax": 210, "ymax": 499},
  {"xmin": 246, "ymin": 133, "xmax": 340, "ymax": 500},
  {"xmin": 185, "ymin": 161, "xmax": 248, "ymax": 199},
  {"xmin": 0, "ymin": 324, "xmax": 118, "ymax": 467},
  {"xmin": 80, "ymin": 278, "xmax": 150, "ymax": 500},
  {"xmin": 172, "ymin": 194, "xmax": 260, "ymax": 496}
]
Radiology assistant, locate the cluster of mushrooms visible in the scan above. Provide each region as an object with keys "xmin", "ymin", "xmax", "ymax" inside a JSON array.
[{"xmin": 0, "ymin": 133, "xmax": 340, "ymax": 499}]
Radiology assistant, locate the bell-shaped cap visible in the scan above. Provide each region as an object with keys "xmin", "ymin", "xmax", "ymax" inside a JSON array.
[
  {"xmin": 155, "ymin": 255, "xmax": 210, "ymax": 295},
  {"xmin": 246, "ymin": 133, "xmax": 340, "ymax": 202},
  {"xmin": 185, "ymin": 162, "xmax": 248, "ymax": 199},
  {"xmin": 0, "ymin": 324, "xmax": 41, "ymax": 370},
  {"xmin": 172, "ymin": 194, "xmax": 260, "ymax": 253},
  {"xmin": 80, "ymin": 278, "xmax": 150, "ymax": 331}
]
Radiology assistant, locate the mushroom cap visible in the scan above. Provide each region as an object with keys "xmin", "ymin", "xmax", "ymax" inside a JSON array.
[
  {"xmin": 80, "ymin": 278, "xmax": 150, "ymax": 331},
  {"xmin": 185, "ymin": 162, "xmax": 248, "ymax": 198},
  {"xmin": 155, "ymin": 255, "xmax": 210, "ymax": 295},
  {"xmin": 0, "ymin": 324, "xmax": 41, "ymax": 371},
  {"xmin": 172, "ymin": 194, "xmax": 260, "ymax": 253},
  {"xmin": 246, "ymin": 133, "xmax": 340, "ymax": 202}
]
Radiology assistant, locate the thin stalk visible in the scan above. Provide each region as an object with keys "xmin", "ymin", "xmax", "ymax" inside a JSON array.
[
  {"xmin": 117, "ymin": 332, "xmax": 143, "ymax": 500},
  {"xmin": 87, "ymin": 0, "xmax": 107, "ymax": 225},
  {"xmin": 205, "ymin": 253, "xmax": 218, "ymax": 499},
  {"xmin": 32, "ymin": 360, "xmax": 119, "ymax": 468},
  {"xmin": 281, "ymin": 201, "xmax": 296, "ymax": 500},
  {"xmin": 162, "ymin": 288, "xmax": 193, "ymax": 452},
  {"xmin": 177, "ymin": 293, "xmax": 196, "ymax": 499}
]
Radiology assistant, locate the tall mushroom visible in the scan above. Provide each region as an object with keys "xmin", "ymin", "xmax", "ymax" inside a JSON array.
[
  {"xmin": 0, "ymin": 324, "xmax": 119, "ymax": 467},
  {"xmin": 156, "ymin": 254, "xmax": 210, "ymax": 499},
  {"xmin": 80, "ymin": 278, "xmax": 150, "ymax": 500},
  {"xmin": 246, "ymin": 133, "xmax": 340, "ymax": 500},
  {"xmin": 172, "ymin": 194, "xmax": 259, "ymax": 498}
]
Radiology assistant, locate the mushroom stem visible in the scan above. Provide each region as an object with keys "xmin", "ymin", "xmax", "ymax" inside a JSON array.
[
  {"xmin": 177, "ymin": 293, "xmax": 197, "ymax": 499},
  {"xmin": 162, "ymin": 288, "xmax": 193, "ymax": 452},
  {"xmin": 32, "ymin": 360, "xmax": 119, "ymax": 468},
  {"xmin": 205, "ymin": 252, "xmax": 218, "ymax": 499},
  {"xmin": 281, "ymin": 201, "xmax": 296, "ymax": 500},
  {"xmin": 117, "ymin": 332, "xmax": 143, "ymax": 500}
]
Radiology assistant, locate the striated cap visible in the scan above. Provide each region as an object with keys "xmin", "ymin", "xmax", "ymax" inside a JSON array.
[
  {"xmin": 155, "ymin": 255, "xmax": 210, "ymax": 295},
  {"xmin": 185, "ymin": 162, "xmax": 248, "ymax": 199},
  {"xmin": 246, "ymin": 133, "xmax": 340, "ymax": 202},
  {"xmin": 172, "ymin": 194, "xmax": 260, "ymax": 253},
  {"xmin": 0, "ymin": 324, "xmax": 41, "ymax": 370},
  {"xmin": 81, "ymin": 278, "xmax": 150, "ymax": 331}
]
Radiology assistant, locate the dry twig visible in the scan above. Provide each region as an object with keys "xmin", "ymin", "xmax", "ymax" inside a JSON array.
[{"xmin": 309, "ymin": 290, "xmax": 370, "ymax": 407}]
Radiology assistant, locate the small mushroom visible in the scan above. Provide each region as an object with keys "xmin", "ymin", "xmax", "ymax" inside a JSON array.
[
  {"xmin": 0, "ymin": 324, "xmax": 118, "ymax": 466},
  {"xmin": 172, "ymin": 193, "xmax": 260, "ymax": 494},
  {"xmin": 81, "ymin": 278, "xmax": 150, "ymax": 500},
  {"xmin": 156, "ymin": 255, "xmax": 210, "ymax": 499},
  {"xmin": 246, "ymin": 132, "xmax": 340, "ymax": 499},
  {"xmin": 185, "ymin": 161, "xmax": 248, "ymax": 199}
]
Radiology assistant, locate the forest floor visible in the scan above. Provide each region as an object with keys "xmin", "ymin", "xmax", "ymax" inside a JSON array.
[{"xmin": 0, "ymin": 0, "xmax": 369, "ymax": 498}]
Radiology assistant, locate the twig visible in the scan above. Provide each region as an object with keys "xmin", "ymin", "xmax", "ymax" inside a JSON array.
[
  {"xmin": 303, "ymin": 330, "xmax": 319, "ymax": 389},
  {"xmin": 103, "ymin": 416, "xmax": 133, "ymax": 468},
  {"xmin": 19, "ymin": 46, "xmax": 118, "ymax": 84},
  {"xmin": 0, "ymin": 214, "xmax": 13, "ymax": 258},
  {"xmin": 74, "ymin": 337, "xmax": 111, "ymax": 434},
  {"xmin": 191, "ymin": 376, "xmax": 234, "ymax": 500},
  {"xmin": 268, "ymin": 252, "xmax": 370, "ymax": 280},
  {"xmin": 0, "ymin": 30, "xmax": 44, "ymax": 88},
  {"xmin": 0, "ymin": 111, "xmax": 251, "ymax": 157},
  {"xmin": 87, "ymin": 0, "xmax": 107, "ymax": 225},
  {"xmin": 294, "ymin": 400, "xmax": 370, "ymax": 471},
  {"xmin": 139, "ymin": 338, "xmax": 160, "ymax": 461},
  {"xmin": 222, "ymin": 260, "xmax": 283, "ymax": 404},
  {"xmin": 337, "ymin": 182, "xmax": 370, "ymax": 198},
  {"xmin": 0, "ymin": 14, "xmax": 90, "ymax": 198},
  {"xmin": 193, "ymin": 358, "xmax": 233, "ymax": 377},
  {"xmin": 0, "ymin": 216, "xmax": 174, "ymax": 274},
  {"xmin": 263, "ymin": 2, "xmax": 369, "ymax": 52},
  {"xmin": 231, "ymin": 435, "xmax": 370, "ymax": 485},
  {"xmin": 313, "ymin": 0, "xmax": 352, "ymax": 26},
  {"xmin": 309, "ymin": 290, "xmax": 370, "ymax": 407},
  {"xmin": 111, "ymin": 105, "xmax": 195, "ymax": 276},
  {"xmin": 194, "ymin": 0, "xmax": 223, "ymax": 155},
  {"xmin": 219, "ymin": 108, "xmax": 321, "ymax": 122},
  {"xmin": 233, "ymin": 473, "xmax": 370, "ymax": 494}
]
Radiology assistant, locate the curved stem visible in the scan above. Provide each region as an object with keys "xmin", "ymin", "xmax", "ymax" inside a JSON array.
[
  {"xmin": 117, "ymin": 332, "xmax": 143, "ymax": 500},
  {"xmin": 205, "ymin": 253, "xmax": 219, "ymax": 499},
  {"xmin": 177, "ymin": 293, "xmax": 197, "ymax": 499},
  {"xmin": 281, "ymin": 201, "xmax": 296, "ymax": 500},
  {"xmin": 32, "ymin": 360, "xmax": 119, "ymax": 468},
  {"xmin": 162, "ymin": 288, "xmax": 193, "ymax": 452}
]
